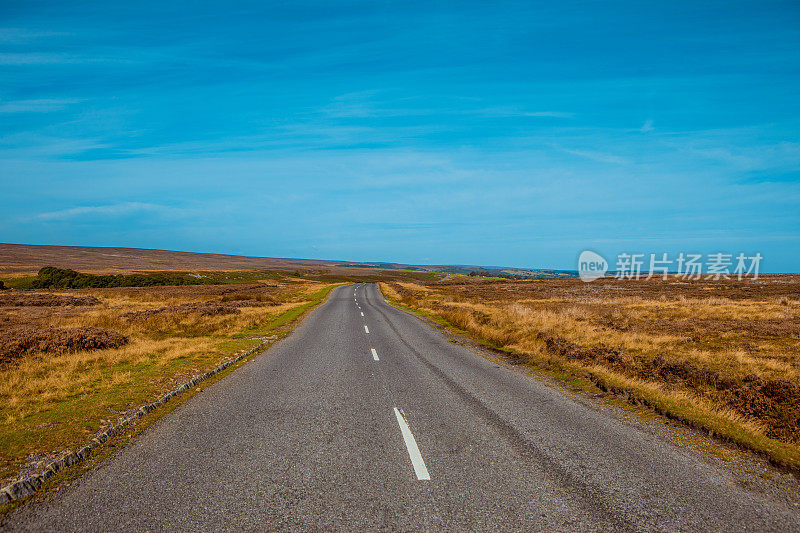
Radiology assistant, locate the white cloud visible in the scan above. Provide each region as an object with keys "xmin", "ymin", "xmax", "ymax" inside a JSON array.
[
  {"xmin": 320, "ymin": 93, "xmax": 575, "ymax": 120},
  {"xmin": 557, "ymin": 146, "xmax": 628, "ymax": 165},
  {"xmin": 640, "ymin": 119, "xmax": 654, "ymax": 133},
  {"xmin": 0, "ymin": 132, "xmax": 108, "ymax": 158},
  {"xmin": 0, "ymin": 52, "xmax": 132, "ymax": 65},
  {"xmin": 472, "ymin": 106, "xmax": 575, "ymax": 118},
  {"xmin": 0, "ymin": 98, "xmax": 81, "ymax": 113},
  {"xmin": 0, "ymin": 53, "xmax": 73, "ymax": 65},
  {"xmin": 522, "ymin": 111, "xmax": 575, "ymax": 118},
  {"xmin": 0, "ymin": 28, "xmax": 70, "ymax": 43},
  {"xmin": 34, "ymin": 202, "xmax": 175, "ymax": 221}
]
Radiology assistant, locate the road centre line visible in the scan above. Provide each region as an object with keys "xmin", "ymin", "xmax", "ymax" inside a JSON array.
[
  {"xmin": 393, "ymin": 408, "xmax": 431, "ymax": 481},
  {"xmin": 364, "ymin": 325, "xmax": 369, "ymax": 334},
  {"xmin": 371, "ymin": 348, "xmax": 379, "ymax": 361}
]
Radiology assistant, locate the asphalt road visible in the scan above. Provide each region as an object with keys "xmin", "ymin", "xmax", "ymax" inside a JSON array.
[{"xmin": 5, "ymin": 283, "xmax": 800, "ymax": 531}]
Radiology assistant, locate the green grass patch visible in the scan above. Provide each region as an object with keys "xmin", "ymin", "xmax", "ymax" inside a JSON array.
[
  {"xmin": 235, "ymin": 283, "xmax": 343, "ymax": 338},
  {"xmin": 3, "ymin": 276, "xmax": 36, "ymax": 289}
]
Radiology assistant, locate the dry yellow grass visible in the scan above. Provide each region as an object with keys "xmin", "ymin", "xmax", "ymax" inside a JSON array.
[
  {"xmin": 381, "ymin": 276, "xmax": 800, "ymax": 467},
  {"xmin": 0, "ymin": 279, "xmax": 338, "ymax": 485}
]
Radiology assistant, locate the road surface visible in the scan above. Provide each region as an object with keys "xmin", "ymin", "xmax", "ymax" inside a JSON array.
[{"xmin": 4, "ymin": 283, "xmax": 799, "ymax": 531}]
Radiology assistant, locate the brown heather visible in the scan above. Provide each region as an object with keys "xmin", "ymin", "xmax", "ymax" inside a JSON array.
[
  {"xmin": 0, "ymin": 293, "xmax": 100, "ymax": 307},
  {"xmin": 0, "ymin": 326, "xmax": 128, "ymax": 364}
]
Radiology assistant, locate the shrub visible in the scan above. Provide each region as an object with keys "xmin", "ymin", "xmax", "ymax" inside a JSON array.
[{"xmin": 30, "ymin": 267, "xmax": 209, "ymax": 289}]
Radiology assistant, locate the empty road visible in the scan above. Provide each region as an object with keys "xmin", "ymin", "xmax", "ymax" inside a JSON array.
[{"xmin": 4, "ymin": 283, "xmax": 800, "ymax": 531}]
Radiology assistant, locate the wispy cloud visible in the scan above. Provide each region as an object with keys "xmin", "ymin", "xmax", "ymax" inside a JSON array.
[
  {"xmin": 0, "ymin": 98, "xmax": 81, "ymax": 113},
  {"xmin": 0, "ymin": 52, "xmax": 76, "ymax": 65},
  {"xmin": 640, "ymin": 119, "xmax": 654, "ymax": 133},
  {"xmin": 0, "ymin": 28, "xmax": 70, "ymax": 43},
  {"xmin": 522, "ymin": 111, "xmax": 575, "ymax": 118},
  {"xmin": 556, "ymin": 146, "xmax": 629, "ymax": 165},
  {"xmin": 0, "ymin": 52, "xmax": 132, "ymax": 65},
  {"xmin": 34, "ymin": 202, "xmax": 177, "ymax": 221},
  {"xmin": 0, "ymin": 133, "xmax": 109, "ymax": 158},
  {"xmin": 321, "ymin": 93, "xmax": 575, "ymax": 120},
  {"xmin": 321, "ymin": 90, "xmax": 385, "ymax": 118},
  {"xmin": 465, "ymin": 106, "xmax": 575, "ymax": 119}
]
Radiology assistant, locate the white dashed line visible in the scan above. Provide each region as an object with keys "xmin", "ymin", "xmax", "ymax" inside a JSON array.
[
  {"xmin": 364, "ymin": 325, "xmax": 369, "ymax": 334},
  {"xmin": 393, "ymin": 408, "xmax": 430, "ymax": 480},
  {"xmin": 360, "ymin": 312, "xmax": 364, "ymax": 316},
  {"xmin": 371, "ymin": 348, "xmax": 379, "ymax": 361}
]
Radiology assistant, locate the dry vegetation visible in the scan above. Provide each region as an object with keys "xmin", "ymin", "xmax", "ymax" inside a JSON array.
[
  {"xmin": 0, "ymin": 275, "xmax": 339, "ymax": 486},
  {"xmin": 381, "ymin": 275, "xmax": 800, "ymax": 467}
]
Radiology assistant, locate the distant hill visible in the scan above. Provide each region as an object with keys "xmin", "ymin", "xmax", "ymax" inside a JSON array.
[
  {"xmin": 0, "ymin": 243, "xmax": 577, "ymax": 280},
  {"xmin": 0, "ymin": 243, "xmax": 339, "ymax": 277}
]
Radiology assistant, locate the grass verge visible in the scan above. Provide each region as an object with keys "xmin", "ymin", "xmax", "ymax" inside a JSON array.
[{"xmin": 0, "ymin": 342, "xmax": 259, "ymax": 516}]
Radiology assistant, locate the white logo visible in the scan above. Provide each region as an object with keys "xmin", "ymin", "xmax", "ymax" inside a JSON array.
[{"xmin": 578, "ymin": 250, "xmax": 608, "ymax": 282}]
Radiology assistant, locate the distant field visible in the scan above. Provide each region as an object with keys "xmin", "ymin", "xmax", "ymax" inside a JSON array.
[
  {"xmin": 0, "ymin": 243, "xmax": 331, "ymax": 277},
  {"xmin": 381, "ymin": 275, "xmax": 800, "ymax": 468}
]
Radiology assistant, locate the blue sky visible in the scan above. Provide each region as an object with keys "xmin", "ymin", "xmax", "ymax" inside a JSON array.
[{"xmin": 1, "ymin": 1, "xmax": 799, "ymax": 271}]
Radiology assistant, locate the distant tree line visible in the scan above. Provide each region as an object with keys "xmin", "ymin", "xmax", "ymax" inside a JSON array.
[
  {"xmin": 468, "ymin": 271, "xmax": 523, "ymax": 279},
  {"xmin": 467, "ymin": 271, "xmax": 574, "ymax": 280},
  {"xmin": 31, "ymin": 267, "xmax": 209, "ymax": 289}
]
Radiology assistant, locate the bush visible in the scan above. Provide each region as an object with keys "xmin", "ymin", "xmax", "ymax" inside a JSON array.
[{"xmin": 30, "ymin": 267, "xmax": 209, "ymax": 289}]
